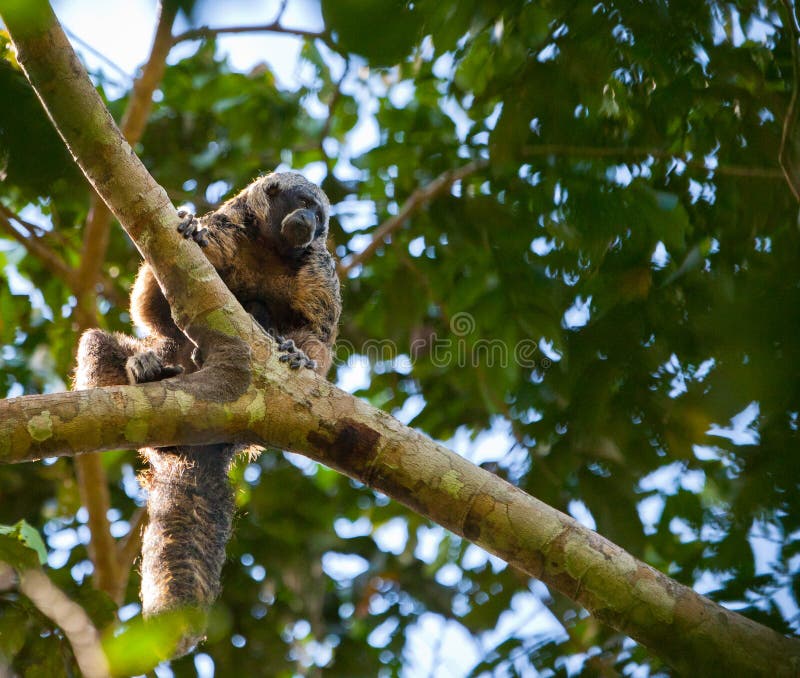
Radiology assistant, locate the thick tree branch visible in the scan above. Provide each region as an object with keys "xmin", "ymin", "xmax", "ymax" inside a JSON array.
[
  {"xmin": 2, "ymin": 377, "xmax": 800, "ymax": 676},
  {"xmin": 70, "ymin": 0, "xmax": 179, "ymax": 605},
  {"xmin": 2, "ymin": 1, "xmax": 241, "ymax": 352},
  {"xmin": 338, "ymin": 160, "xmax": 487, "ymax": 275},
  {"xmin": 2, "ymin": 2, "xmax": 799, "ymax": 674}
]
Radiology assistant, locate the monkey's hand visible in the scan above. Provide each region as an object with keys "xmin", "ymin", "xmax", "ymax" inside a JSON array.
[
  {"xmin": 177, "ymin": 210, "xmax": 209, "ymax": 247},
  {"xmin": 125, "ymin": 350, "xmax": 184, "ymax": 384},
  {"xmin": 275, "ymin": 337, "xmax": 317, "ymax": 371}
]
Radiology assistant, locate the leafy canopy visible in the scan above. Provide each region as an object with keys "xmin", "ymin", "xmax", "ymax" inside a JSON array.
[{"xmin": 0, "ymin": 0, "xmax": 798, "ymax": 675}]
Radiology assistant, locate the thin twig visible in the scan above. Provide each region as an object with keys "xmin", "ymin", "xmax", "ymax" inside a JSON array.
[
  {"xmin": 172, "ymin": 21, "xmax": 326, "ymax": 46},
  {"xmin": 319, "ymin": 61, "xmax": 350, "ymax": 145},
  {"xmin": 338, "ymin": 159, "xmax": 488, "ymax": 275},
  {"xmin": 0, "ymin": 209, "xmax": 76, "ymax": 284},
  {"xmin": 73, "ymin": 454, "xmax": 122, "ymax": 605},
  {"xmin": 114, "ymin": 506, "xmax": 148, "ymax": 603},
  {"xmin": 0, "ymin": 204, "xmax": 125, "ymax": 306},
  {"xmin": 275, "ymin": 0, "xmax": 290, "ymax": 24},
  {"xmin": 294, "ymin": 61, "xmax": 352, "ymax": 156},
  {"xmin": 62, "ymin": 25, "xmax": 132, "ymax": 85},
  {"xmin": 0, "ymin": 203, "xmax": 78, "ymax": 254},
  {"xmin": 780, "ymin": 0, "xmax": 800, "ymax": 200}
]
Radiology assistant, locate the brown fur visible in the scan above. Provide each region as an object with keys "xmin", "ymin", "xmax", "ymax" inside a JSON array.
[{"xmin": 74, "ymin": 172, "xmax": 341, "ymax": 654}]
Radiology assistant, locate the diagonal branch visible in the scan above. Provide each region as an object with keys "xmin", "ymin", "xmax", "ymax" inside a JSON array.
[
  {"xmin": 14, "ymin": 566, "xmax": 110, "ymax": 678},
  {"xmin": 70, "ymin": 0, "xmax": 179, "ymax": 605},
  {"xmin": 338, "ymin": 160, "xmax": 488, "ymax": 275},
  {"xmin": 74, "ymin": 0, "xmax": 178, "ymax": 304},
  {"xmin": 0, "ymin": 207, "xmax": 76, "ymax": 283},
  {"xmin": 780, "ymin": 0, "xmax": 800, "ymax": 200}
]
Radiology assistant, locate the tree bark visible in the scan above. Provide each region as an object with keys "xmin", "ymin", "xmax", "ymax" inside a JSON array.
[{"xmin": 1, "ymin": 1, "xmax": 799, "ymax": 675}]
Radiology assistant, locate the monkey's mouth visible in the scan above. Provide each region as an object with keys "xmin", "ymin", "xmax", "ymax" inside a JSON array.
[{"xmin": 281, "ymin": 209, "xmax": 316, "ymax": 249}]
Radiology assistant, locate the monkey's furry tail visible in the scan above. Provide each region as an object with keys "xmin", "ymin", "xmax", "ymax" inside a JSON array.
[{"xmin": 139, "ymin": 444, "xmax": 236, "ymax": 657}]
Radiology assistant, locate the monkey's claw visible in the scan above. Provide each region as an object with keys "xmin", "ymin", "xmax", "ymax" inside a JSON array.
[
  {"xmin": 126, "ymin": 350, "xmax": 184, "ymax": 384},
  {"xmin": 177, "ymin": 209, "xmax": 209, "ymax": 247},
  {"xmin": 275, "ymin": 336, "xmax": 317, "ymax": 370}
]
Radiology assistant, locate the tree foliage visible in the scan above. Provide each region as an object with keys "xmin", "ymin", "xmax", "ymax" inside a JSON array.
[{"xmin": 0, "ymin": 0, "xmax": 798, "ymax": 675}]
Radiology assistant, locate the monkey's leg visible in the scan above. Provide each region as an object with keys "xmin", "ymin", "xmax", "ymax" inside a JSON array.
[
  {"xmin": 76, "ymin": 329, "xmax": 183, "ymax": 388},
  {"xmin": 75, "ymin": 329, "xmax": 139, "ymax": 388},
  {"xmin": 139, "ymin": 443, "xmax": 236, "ymax": 656}
]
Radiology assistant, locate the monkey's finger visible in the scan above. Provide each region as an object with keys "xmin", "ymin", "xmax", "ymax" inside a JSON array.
[{"xmin": 194, "ymin": 229, "xmax": 209, "ymax": 247}]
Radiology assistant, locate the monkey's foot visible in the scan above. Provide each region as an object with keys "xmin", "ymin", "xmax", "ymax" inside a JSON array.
[
  {"xmin": 275, "ymin": 337, "xmax": 317, "ymax": 370},
  {"xmin": 177, "ymin": 209, "xmax": 209, "ymax": 247},
  {"xmin": 125, "ymin": 350, "xmax": 184, "ymax": 384}
]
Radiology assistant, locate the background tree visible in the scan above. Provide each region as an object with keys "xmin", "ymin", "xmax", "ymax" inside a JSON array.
[{"xmin": 1, "ymin": 0, "xmax": 799, "ymax": 676}]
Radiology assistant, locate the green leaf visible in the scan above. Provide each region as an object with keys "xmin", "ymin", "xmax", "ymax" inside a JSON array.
[
  {"xmin": 322, "ymin": 0, "xmax": 424, "ymax": 66},
  {"xmin": 102, "ymin": 608, "xmax": 206, "ymax": 676},
  {"xmin": 0, "ymin": 520, "xmax": 47, "ymax": 569}
]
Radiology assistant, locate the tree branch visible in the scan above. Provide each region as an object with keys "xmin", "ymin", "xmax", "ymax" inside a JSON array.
[
  {"xmin": 2, "ymin": 2, "xmax": 799, "ymax": 674},
  {"xmin": 338, "ymin": 160, "xmax": 488, "ymax": 275},
  {"xmin": 70, "ymin": 0, "xmax": 179, "ymax": 605},
  {"xmin": 0, "ymin": 208, "xmax": 76, "ymax": 284},
  {"xmin": 116, "ymin": 506, "xmax": 147, "ymax": 590},
  {"xmin": 0, "ymin": 203, "xmax": 125, "ymax": 307},
  {"xmin": 3, "ymin": 378, "xmax": 800, "ymax": 676},
  {"xmin": 780, "ymin": 0, "xmax": 800, "ymax": 200},
  {"xmin": 172, "ymin": 21, "xmax": 326, "ymax": 46},
  {"xmin": 14, "ymin": 566, "xmax": 110, "ymax": 678},
  {"xmin": 62, "ymin": 25, "xmax": 132, "ymax": 85}
]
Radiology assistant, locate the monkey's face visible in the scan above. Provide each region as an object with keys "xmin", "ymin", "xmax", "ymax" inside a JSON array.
[{"xmin": 250, "ymin": 172, "xmax": 330, "ymax": 253}]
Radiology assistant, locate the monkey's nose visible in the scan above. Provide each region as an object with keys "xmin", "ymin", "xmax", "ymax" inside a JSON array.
[{"xmin": 281, "ymin": 209, "xmax": 316, "ymax": 248}]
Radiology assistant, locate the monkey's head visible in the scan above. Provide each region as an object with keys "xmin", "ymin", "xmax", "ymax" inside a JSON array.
[{"xmin": 246, "ymin": 172, "xmax": 330, "ymax": 253}]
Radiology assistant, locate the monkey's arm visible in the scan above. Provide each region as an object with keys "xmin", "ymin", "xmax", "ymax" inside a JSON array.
[
  {"xmin": 131, "ymin": 209, "xmax": 242, "ymax": 340},
  {"xmin": 281, "ymin": 249, "xmax": 341, "ymax": 375},
  {"xmin": 177, "ymin": 211, "xmax": 239, "ymax": 270}
]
